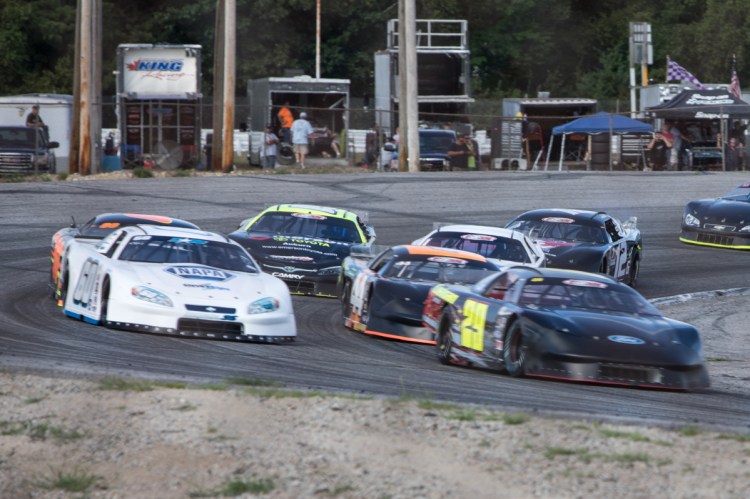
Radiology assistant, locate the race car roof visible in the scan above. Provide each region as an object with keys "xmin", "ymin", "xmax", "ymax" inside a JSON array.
[
  {"xmin": 122, "ymin": 224, "xmax": 230, "ymax": 242},
  {"xmin": 394, "ymin": 244, "xmax": 488, "ymax": 262},
  {"xmin": 87, "ymin": 213, "xmax": 199, "ymax": 230},
  {"xmin": 261, "ymin": 204, "xmax": 361, "ymax": 221},
  {"xmin": 430, "ymin": 224, "xmax": 525, "ymax": 240},
  {"xmin": 510, "ymin": 209, "xmax": 609, "ymax": 225}
]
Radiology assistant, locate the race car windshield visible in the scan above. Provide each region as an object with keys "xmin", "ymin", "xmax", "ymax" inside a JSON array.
[
  {"xmin": 250, "ymin": 213, "xmax": 361, "ymax": 243},
  {"xmin": 382, "ymin": 257, "xmax": 496, "ymax": 284},
  {"xmin": 506, "ymin": 219, "xmax": 608, "ymax": 244},
  {"xmin": 119, "ymin": 236, "xmax": 259, "ymax": 273},
  {"xmin": 423, "ymin": 232, "xmax": 531, "ymax": 263},
  {"xmin": 518, "ymin": 280, "xmax": 661, "ymax": 316}
]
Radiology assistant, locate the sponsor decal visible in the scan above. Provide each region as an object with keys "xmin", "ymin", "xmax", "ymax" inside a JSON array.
[
  {"xmin": 167, "ymin": 237, "xmax": 207, "ymax": 245},
  {"xmin": 127, "ymin": 59, "xmax": 184, "ymax": 72},
  {"xmin": 270, "ymin": 255, "xmax": 314, "ymax": 262},
  {"xmin": 608, "ymin": 335, "xmax": 645, "ymax": 345},
  {"xmin": 272, "ymin": 272, "xmax": 303, "ymax": 280},
  {"xmin": 428, "ymin": 256, "xmax": 468, "ymax": 265},
  {"xmin": 291, "ymin": 212, "xmax": 327, "ymax": 220},
  {"xmin": 461, "ymin": 234, "xmax": 497, "ymax": 241},
  {"xmin": 165, "ymin": 265, "xmax": 235, "ymax": 281},
  {"xmin": 530, "ymin": 277, "xmax": 545, "ymax": 282},
  {"xmin": 541, "ymin": 217, "xmax": 575, "ymax": 223},
  {"xmin": 183, "ymin": 283, "xmax": 231, "ymax": 291},
  {"xmin": 273, "ymin": 236, "xmax": 331, "ymax": 247},
  {"xmin": 563, "ymin": 279, "xmax": 608, "ymax": 288},
  {"xmin": 99, "ymin": 222, "xmax": 121, "ymax": 229},
  {"xmin": 432, "ymin": 286, "xmax": 459, "ymax": 304},
  {"xmin": 124, "ymin": 214, "xmax": 174, "ymax": 224}
]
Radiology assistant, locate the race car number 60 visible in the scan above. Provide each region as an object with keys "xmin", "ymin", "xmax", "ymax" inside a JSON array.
[{"xmin": 460, "ymin": 299, "xmax": 488, "ymax": 352}]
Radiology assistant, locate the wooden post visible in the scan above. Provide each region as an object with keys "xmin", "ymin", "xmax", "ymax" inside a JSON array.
[{"xmin": 221, "ymin": 0, "xmax": 236, "ymax": 172}]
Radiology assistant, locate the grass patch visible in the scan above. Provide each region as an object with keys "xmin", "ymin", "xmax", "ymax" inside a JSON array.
[
  {"xmin": 57, "ymin": 172, "xmax": 69, "ymax": 181},
  {"xmin": 191, "ymin": 477, "xmax": 275, "ymax": 497},
  {"xmin": 717, "ymin": 433, "xmax": 750, "ymax": 442},
  {"xmin": 36, "ymin": 467, "xmax": 101, "ymax": 493},
  {"xmin": 604, "ymin": 452, "xmax": 652, "ymax": 464},
  {"xmin": 225, "ymin": 376, "xmax": 282, "ymax": 387},
  {"xmin": 0, "ymin": 420, "xmax": 26, "ymax": 436},
  {"xmin": 24, "ymin": 396, "xmax": 46, "ymax": 404},
  {"xmin": 680, "ymin": 425, "xmax": 702, "ymax": 437},
  {"xmin": 417, "ymin": 399, "xmax": 462, "ymax": 412},
  {"xmin": 132, "ymin": 166, "xmax": 154, "ymax": 178},
  {"xmin": 168, "ymin": 168, "xmax": 195, "ymax": 177},
  {"xmin": 598, "ymin": 427, "xmax": 651, "ymax": 442},
  {"xmin": 544, "ymin": 447, "xmax": 581, "ymax": 459},
  {"xmin": 171, "ymin": 403, "xmax": 197, "ymax": 412},
  {"xmin": 98, "ymin": 377, "xmax": 154, "ymax": 392},
  {"xmin": 502, "ymin": 413, "xmax": 530, "ymax": 425}
]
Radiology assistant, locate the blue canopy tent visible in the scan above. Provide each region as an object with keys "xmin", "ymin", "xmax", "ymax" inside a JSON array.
[{"xmin": 545, "ymin": 112, "xmax": 653, "ymax": 171}]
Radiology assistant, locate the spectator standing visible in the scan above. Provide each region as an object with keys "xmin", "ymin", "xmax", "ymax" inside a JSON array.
[
  {"xmin": 668, "ymin": 122, "xmax": 684, "ymax": 171},
  {"xmin": 718, "ymin": 133, "xmax": 744, "ymax": 171},
  {"xmin": 291, "ymin": 112, "xmax": 314, "ymax": 168},
  {"xmin": 646, "ymin": 124, "xmax": 673, "ymax": 171},
  {"xmin": 277, "ymin": 102, "xmax": 293, "ymax": 143},
  {"xmin": 261, "ymin": 124, "xmax": 279, "ymax": 169},
  {"xmin": 26, "ymin": 105, "xmax": 45, "ymax": 128},
  {"xmin": 448, "ymin": 133, "xmax": 471, "ymax": 170}
]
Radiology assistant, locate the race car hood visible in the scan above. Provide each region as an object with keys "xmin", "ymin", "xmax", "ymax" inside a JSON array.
[
  {"xmin": 530, "ymin": 308, "xmax": 704, "ymax": 364},
  {"xmin": 687, "ymin": 198, "xmax": 750, "ymax": 223},
  {"xmin": 533, "ymin": 239, "xmax": 603, "ymax": 270},
  {"xmin": 127, "ymin": 263, "xmax": 275, "ymax": 300},
  {"xmin": 236, "ymin": 234, "xmax": 353, "ymax": 268}
]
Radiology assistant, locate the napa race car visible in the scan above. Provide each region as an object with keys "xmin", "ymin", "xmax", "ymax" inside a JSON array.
[
  {"xmin": 60, "ymin": 225, "xmax": 296, "ymax": 342},
  {"xmin": 339, "ymin": 245, "xmax": 500, "ymax": 343},
  {"xmin": 411, "ymin": 224, "xmax": 545, "ymax": 268},
  {"xmin": 505, "ymin": 209, "xmax": 641, "ymax": 286},
  {"xmin": 423, "ymin": 267, "xmax": 709, "ymax": 390},
  {"xmin": 50, "ymin": 213, "xmax": 199, "ymax": 302},
  {"xmin": 680, "ymin": 180, "xmax": 750, "ymax": 249},
  {"xmin": 228, "ymin": 204, "xmax": 375, "ymax": 297}
]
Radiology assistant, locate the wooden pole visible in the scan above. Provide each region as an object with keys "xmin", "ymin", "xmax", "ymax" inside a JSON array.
[
  {"xmin": 78, "ymin": 0, "xmax": 92, "ymax": 175},
  {"xmin": 211, "ymin": 0, "xmax": 225, "ymax": 171},
  {"xmin": 221, "ymin": 0, "xmax": 236, "ymax": 172},
  {"xmin": 404, "ymin": 0, "xmax": 419, "ymax": 172},
  {"xmin": 70, "ymin": 0, "xmax": 82, "ymax": 174},
  {"xmin": 397, "ymin": 0, "xmax": 407, "ymax": 171},
  {"xmin": 315, "ymin": 0, "xmax": 321, "ymax": 80},
  {"xmin": 90, "ymin": 0, "xmax": 102, "ymax": 174}
]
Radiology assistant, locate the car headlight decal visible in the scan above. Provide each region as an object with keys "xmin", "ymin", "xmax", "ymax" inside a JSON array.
[
  {"xmin": 319, "ymin": 266, "xmax": 341, "ymax": 276},
  {"xmin": 132, "ymin": 286, "xmax": 173, "ymax": 307},
  {"xmin": 249, "ymin": 297, "xmax": 279, "ymax": 314},
  {"xmin": 739, "ymin": 225, "xmax": 750, "ymax": 233},
  {"xmin": 684, "ymin": 213, "xmax": 700, "ymax": 227}
]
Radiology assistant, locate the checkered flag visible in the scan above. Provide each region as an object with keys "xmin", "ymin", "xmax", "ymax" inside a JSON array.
[{"xmin": 666, "ymin": 58, "xmax": 706, "ymax": 89}]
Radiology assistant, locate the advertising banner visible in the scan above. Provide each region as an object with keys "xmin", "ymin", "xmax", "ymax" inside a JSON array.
[{"xmin": 122, "ymin": 48, "xmax": 198, "ymax": 96}]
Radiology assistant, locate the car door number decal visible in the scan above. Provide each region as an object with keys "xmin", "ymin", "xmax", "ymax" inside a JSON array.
[
  {"xmin": 72, "ymin": 258, "xmax": 99, "ymax": 309},
  {"xmin": 460, "ymin": 299, "xmax": 488, "ymax": 352}
]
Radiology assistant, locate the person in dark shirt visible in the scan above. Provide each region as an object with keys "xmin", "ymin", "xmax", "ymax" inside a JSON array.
[{"xmin": 26, "ymin": 105, "xmax": 45, "ymax": 128}]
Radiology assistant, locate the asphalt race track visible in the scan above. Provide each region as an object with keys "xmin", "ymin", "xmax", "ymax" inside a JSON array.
[{"xmin": 1, "ymin": 170, "xmax": 749, "ymax": 431}]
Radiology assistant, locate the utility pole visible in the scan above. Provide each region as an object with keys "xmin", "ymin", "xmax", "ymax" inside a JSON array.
[
  {"xmin": 316, "ymin": 0, "xmax": 321, "ymax": 79},
  {"xmin": 70, "ymin": 0, "xmax": 82, "ymax": 174},
  {"xmin": 404, "ymin": 0, "xmax": 419, "ymax": 172},
  {"xmin": 212, "ymin": 0, "xmax": 236, "ymax": 172},
  {"xmin": 397, "ymin": 0, "xmax": 407, "ymax": 171},
  {"xmin": 78, "ymin": 0, "xmax": 92, "ymax": 175}
]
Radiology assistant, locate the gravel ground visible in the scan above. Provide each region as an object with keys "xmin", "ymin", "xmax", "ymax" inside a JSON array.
[{"xmin": 1, "ymin": 371, "xmax": 749, "ymax": 499}]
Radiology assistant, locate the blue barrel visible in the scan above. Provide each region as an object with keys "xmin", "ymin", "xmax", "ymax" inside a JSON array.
[{"xmin": 103, "ymin": 154, "xmax": 121, "ymax": 172}]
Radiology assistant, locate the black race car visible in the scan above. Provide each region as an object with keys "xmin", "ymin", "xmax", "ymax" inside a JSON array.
[
  {"xmin": 228, "ymin": 204, "xmax": 376, "ymax": 297},
  {"xmin": 423, "ymin": 267, "xmax": 710, "ymax": 390},
  {"xmin": 339, "ymin": 245, "xmax": 500, "ymax": 343},
  {"xmin": 505, "ymin": 209, "xmax": 641, "ymax": 286},
  {"xmin": 680, "ymin": 181, "xmax": 750, "ymax": 249}
]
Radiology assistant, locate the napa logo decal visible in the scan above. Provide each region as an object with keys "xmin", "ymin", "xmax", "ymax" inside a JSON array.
[
  {"xmin": 127, "ymin": 59, "xmax": 184, "ymax": 72},
  {"xmin": 165, "ymin": 265, "xmax": 234, "ymax": 282}
]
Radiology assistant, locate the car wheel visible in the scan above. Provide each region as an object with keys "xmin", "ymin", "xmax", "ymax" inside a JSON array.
[
  {"xmin": 435, "ymin": 309, "xmax": 454, "ymax": 365},
  {"xmin": 58, "ymin": 271, "xmax": 68, "ymax": 306},
  {"xmin": 503, "ymin": 321, "xmax": 527, "ymax": 377},
  {"xmin": 341, "ymin": 280, "xmax": 352, "ymax": 325},
  {"xmin": 100, "ymin": 280, "xmax": 111, "ymax": 328},
  {"xmin": 628, "ymin": 250, "xmax": 640, "ymax": 288},
  {"xmin": 360, "ymin": 290, "xmax": 371, "ymax": 326}
]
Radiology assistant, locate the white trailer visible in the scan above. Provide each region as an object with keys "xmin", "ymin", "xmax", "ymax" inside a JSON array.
[{"xmin": 0, "ymin": 94, "xmax": 72, "ymax": 173}]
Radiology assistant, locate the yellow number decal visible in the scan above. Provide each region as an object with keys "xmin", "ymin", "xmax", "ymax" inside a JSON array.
[{"xmin": 460, "ymin": 299, "xmax": 488, "ymax": 352}]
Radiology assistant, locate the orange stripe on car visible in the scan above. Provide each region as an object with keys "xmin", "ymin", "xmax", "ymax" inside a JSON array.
[
  {"xmin": 364, "ymin": 329, "xmax": 436, "ymax": 345},
  {"xmin": 401, "ymin": 245, "xmax": 486, "ymax": 262}
]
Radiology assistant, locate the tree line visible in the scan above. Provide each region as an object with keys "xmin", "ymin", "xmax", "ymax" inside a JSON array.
[{"xmin": 2, "ymin": 0, "xmax": 749, "ymax": 101}]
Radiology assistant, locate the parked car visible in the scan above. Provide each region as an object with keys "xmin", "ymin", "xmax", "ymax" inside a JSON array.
[
  {"xmin": 0, "ymin": 125, "xmax": 59, "ymax": 174},
  {"xmin": 680, "ymin": 180, "xmax": 750, "ymax": 249},
  {"xmin": 419, "ymin": 129, "xmax": 457, "ymax": 171},
  {"xmin": 424, "ymin": 266, "xmax": 709, "ymax": 390}
]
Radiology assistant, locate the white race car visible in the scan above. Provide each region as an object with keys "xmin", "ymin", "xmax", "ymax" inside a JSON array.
[
  {"xmin": 411, "ymin": 224, "xmax": 545, "ymax": 269},
  {"xmin": 60, "ymin": 225, "xmax": 296, "ymax": 342}
]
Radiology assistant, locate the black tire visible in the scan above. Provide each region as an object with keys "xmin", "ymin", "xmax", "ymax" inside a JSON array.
[
  {"xmin": 435, "ymin": 310, "xmax": 454, "ymax": 365},
  {"xmin": 341, "ymin": 281, "xmax": 352, "ymax": 325},
  {"xmin": 503, "ymin": 321, "xmax": 527, "ymax": 377},
  {"xmin": 59, "ymin": 270, "xmax": 69, "ymax": 307},
  {"xmin": 628, "ymin": 250, "xmax": 640, "ymax": 288},
  {"xmin": 100, "ymin": 280, "xmax": 111, "ymax": 328},
  {"xmin": 276, "ymin": 142, "xmax": 295, "ymax": 165}
]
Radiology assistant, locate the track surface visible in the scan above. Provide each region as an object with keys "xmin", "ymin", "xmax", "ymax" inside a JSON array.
[{"xmin": 1, "ymin": 171, "xmax": 749, "ymax": 431}]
